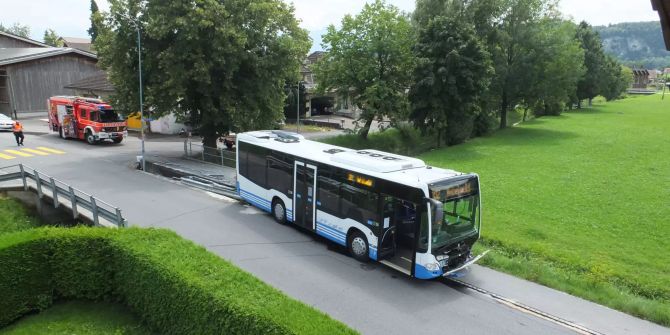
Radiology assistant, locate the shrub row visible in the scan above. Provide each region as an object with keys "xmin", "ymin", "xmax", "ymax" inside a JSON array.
[{"xmin": 0, "ymin": 227, "xmax": 356, "ymax": 334}]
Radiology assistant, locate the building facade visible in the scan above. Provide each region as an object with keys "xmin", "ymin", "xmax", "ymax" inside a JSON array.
[{"xmin": 0, "ymin": 32, "xmax": 102, "ymax": 116}]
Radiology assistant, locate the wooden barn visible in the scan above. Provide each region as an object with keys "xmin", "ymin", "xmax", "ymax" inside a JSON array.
[
  {"xmin": 0, "ymin": 31, "xmax": 103, "ymax": 117},
  {"xmin": 631, "ymin": 67, "xmax": 650, "ymax": 89}
]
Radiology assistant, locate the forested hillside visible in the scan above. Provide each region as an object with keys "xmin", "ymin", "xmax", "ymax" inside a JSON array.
[{"xmin": 595, "ymin": 21, "xmax": 670, "ymax": 69}]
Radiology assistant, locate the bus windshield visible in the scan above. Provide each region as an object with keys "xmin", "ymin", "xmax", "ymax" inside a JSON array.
[{"xmin": 429, "ymin": 178, "xmax": 480, "ymax": 252}]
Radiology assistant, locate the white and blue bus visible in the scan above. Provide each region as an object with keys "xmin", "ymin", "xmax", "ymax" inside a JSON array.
[{"xmin": 236, "ymin": 130, "xmax": 486, "ymax": 279}]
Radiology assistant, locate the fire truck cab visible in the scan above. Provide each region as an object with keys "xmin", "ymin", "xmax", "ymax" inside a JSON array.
[{"xmin": 48, "ymin": 96, "xmax": 128, "ymax": 144}]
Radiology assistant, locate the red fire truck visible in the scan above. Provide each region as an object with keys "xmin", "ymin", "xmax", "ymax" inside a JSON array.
[{"xmin": 48, "ymin": 96, "xmax": 128, "ymax": 144}]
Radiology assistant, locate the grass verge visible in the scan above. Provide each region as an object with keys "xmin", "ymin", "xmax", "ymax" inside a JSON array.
[
  {"xmin": 0, "ymin": 196, "xmax": 41, "ymax": 235},
  {"xmin": 421, "ymin": 94, "xmax": 670, "ymax": 326},
  {"xmin": 0, "ymin": 301, "xmax": 151, "ymax": 335},
  {"xmin": 321, "ymin": 125, "xmax": 435, "ymax": 156}
]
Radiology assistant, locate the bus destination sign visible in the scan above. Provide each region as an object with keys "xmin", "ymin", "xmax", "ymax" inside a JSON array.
[
  {"xmin": 431, "ymin": 179, "xmax": 477, "ymax": 201},
  {"xmin": 347, "ymin": 173, "xmax": 374, "ymax": 187}
]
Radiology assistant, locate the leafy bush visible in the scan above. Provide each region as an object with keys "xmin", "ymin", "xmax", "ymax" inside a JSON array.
[
  {"xmin": 0, "ymin": 228, "xmax": 356, "ymax": 335},
  {"xmin": 321, "ymin": 125, "xmax": 435, "ymax": 156}
]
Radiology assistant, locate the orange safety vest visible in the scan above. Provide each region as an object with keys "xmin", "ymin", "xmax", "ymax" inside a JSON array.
[{"xmin": 12, "ymin": 122, "xmax": 23, "ymax": 132}]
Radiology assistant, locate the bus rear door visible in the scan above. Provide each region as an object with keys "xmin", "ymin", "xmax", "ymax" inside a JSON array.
[{"xmin": 293, "ymin": 161, "xmax": 317, "ymax": 230}]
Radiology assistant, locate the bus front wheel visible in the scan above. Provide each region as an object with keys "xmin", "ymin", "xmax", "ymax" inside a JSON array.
[
  {"xmin": 348, "ymin": 231, "xmax": 369, "ymax": 262},
  {"xmin": 272, "ymin": 199, "xmax": 286, "ymax": 224}
]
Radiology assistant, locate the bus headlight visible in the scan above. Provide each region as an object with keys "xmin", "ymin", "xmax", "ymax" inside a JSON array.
[{"xmin": 425, "ymin": 262, "xmax": 440, "ymax": 271}]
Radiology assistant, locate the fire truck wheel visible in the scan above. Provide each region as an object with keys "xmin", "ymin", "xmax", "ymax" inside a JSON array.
[
  {"xmin": 58, "ymin": 127, "xmax": 64, "ymax": 139},
  {"xmin": 85, "ymin": 131, "xmax": 97, "ymax": 145},
  {"xmin": 113, "ymin": 138, "xmax": 123, "ymax": 144}
]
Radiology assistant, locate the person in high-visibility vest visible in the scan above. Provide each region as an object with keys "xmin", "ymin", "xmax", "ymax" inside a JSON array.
[{"xmin": 12, "ymin": 121, "xmax": 24, "ymax": 146}]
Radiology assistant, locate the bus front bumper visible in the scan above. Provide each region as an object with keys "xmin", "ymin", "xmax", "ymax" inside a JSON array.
[{"xmin": 443, "ymin": 250, "xmax": 490, "ymax": 277}]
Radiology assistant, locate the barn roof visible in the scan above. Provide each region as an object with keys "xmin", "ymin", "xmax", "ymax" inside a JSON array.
[
  {"xmin": 652, "ymin": 0, "xmax": 670, "ymax": 50},
  {"xmin": 0, "ymin": 31, "xmax": 50, "ymax": 48},
  {"xmin": 0, "ymin": 47, "xmax": 97, "ymax": 66},
  {"xmin": 58, "ymin": 36, "xmax": 93, "ymax": 53}
]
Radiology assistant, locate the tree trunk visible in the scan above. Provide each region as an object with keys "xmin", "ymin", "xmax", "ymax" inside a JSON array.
[
  {"xmin": 588, "ymin": 98, "xmax": 593, "ymax": 107},
  {"xmin": 577, "ymin": 100, "xmax": 581, "ymax": 109},
  {"xmin": 436, "ymin": 129, "xmax": 442, "ymax": 148},
  {"xmin": 359, "ymin": 117, "xmax": 374, "ymax": 140},
  {"xmin": 202, "ymin": 134, "xmax": 218, "ymax": 148},
  {"xmin": 523, "ymin": 109, "xmax": 528, "ymax": 122},
  {"xmin": 500, "ymin": 90, "xmax": 508, "ymax": 129}
]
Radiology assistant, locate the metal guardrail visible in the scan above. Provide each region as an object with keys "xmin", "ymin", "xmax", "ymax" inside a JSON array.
[
  {"xmin": 0, "ymin": 164, "xmax": 126, "ymax": 228},
  {"xmin": 184, "ymin": 140, "xmax": 236, "ymax": 168}
]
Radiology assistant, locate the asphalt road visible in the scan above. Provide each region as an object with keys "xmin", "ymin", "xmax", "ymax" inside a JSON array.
[{"xmin": 0, "ymin": 127, "xmax": 667, "ymax": 335}]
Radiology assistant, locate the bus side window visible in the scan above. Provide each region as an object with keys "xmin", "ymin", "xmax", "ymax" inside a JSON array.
[
  {"xmin": 317, "ymin": 176, "xmax": 340, "ymax": 215},
  {"xmin": 339, "ymin": 184, "xmax": 379, "ymax": 227},
  {"xmin": 247, "ymin": 144, "xmax": 268, "ymax": 188},
  {"xmin": 267, "ymin": 152, "xmax": 292, "ymax": 194},
  {"xmin": 238, "ymin": 142, "xmax": 249, "ymax": 177}
]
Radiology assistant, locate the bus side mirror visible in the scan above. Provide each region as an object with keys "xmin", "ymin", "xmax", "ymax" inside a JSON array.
[{"xmin": 427, "ymin": 198, "xmax": 443, "ymax": 225}]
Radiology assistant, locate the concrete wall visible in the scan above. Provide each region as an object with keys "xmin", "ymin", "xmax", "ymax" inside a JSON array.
[{"xmin": 6, "ymin": 54, "xmax": 104, "ymax": 113}]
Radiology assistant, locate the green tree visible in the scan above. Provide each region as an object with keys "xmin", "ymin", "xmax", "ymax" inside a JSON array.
[
  {"xmin": 414, "ymin": 0, "xmax": 565, "ymax": 129},
  {"xmin": 599, "ymin": 56, "xmax": 632, "ymax": 101},
  {"xmin": 575, "ymin": 21, "xmax": 607, "ymax": 107},
  {"xmin": 96, "ymin": 0, "xmax": 309, "ymax": 146},
  {"xmin": 0, "ymin": 22, "xmax": 30, "ymax": 38},
  {"xmin": 43, "ymin": 29, "xmax": 63, "ymax": 47},
  {"xmin": 409, "ymin": 13, "xmax": 492, "ymax": 146},
  {"xmin": 88, "ymin": 0, "xmax": 101, "ymax": 43},
  {"xmin": 314, "ymin": 0, "xmax": 415, "ymax": 139},
  {"xmin": 523, "ymin": 19, "xmax": 584, "ymax": 117}
]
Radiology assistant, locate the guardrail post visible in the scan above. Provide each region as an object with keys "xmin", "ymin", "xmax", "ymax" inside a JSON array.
[
  {"xmin": 34, "ymin": 170, "xmax": 43, "ymax": 199},
  {"xmin": 202, "ymin": 145, "xmax": 205, "ymax": 161},
  {"xmin": 115, "ymin": 208, "xmax": 124, "ymax": 228},
  {"xmin": 184, "ymin": 140, "xmax": 188, "ymax": 156},
  {"xmin": 50, "ymin": 177, "xmax": 58, "ymax": 208},
  {"xmin": 69, "ymin": 186, "xmax": 78, "ymax": 219},
  {"xmin": 220, "ymin": 148, "xmax": 224, "ymax": 166},
  {"xmin": 91, "ymin": 196, "xmax": 100, "ymax": 226},
  {"xmin": 19, "ymin": 164, "xmax": 27, "ymax": 191}
]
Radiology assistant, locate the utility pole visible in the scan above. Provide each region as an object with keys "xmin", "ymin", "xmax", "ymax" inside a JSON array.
[{"xmin": 137, "ymin": 27, "xmax": 145, "ymax": 171}]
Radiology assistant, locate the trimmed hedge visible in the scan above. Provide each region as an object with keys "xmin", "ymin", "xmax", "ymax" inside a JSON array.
[{"xmin": 0, "ymin": 227, "xmax": 357, "ymax": 334}]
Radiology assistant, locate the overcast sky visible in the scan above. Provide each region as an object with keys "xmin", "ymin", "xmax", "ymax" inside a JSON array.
[{"xmin": 0, "ymin": 0, "xmax": 661, "ymax": 50}]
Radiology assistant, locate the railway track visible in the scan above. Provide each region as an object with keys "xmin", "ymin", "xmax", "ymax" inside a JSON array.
[{"xmin": 442, "ymin": 277, "xmax": 605, "ymax": 335}]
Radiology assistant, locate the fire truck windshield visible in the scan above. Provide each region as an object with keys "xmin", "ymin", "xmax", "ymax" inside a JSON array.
[{"xmin": 91, "ymin": 109, "xmax": 122, "ymax": 123}]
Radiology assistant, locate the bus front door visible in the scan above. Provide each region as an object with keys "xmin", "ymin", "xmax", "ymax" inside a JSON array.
[
  {"xmin": 293, "ymin": 161, "xmax": 317, "ymax": 230},
  {"xmin": 378, "ymin": 196, "xmax": 415, "ymax": 276}
]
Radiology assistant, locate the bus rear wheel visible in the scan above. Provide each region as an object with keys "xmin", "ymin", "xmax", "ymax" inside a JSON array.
[
  {"xmin": 348, "ymin": 231, "xmax": 369, "ymax": 262},
  {"xmin": 272, "ymin": 199, "xmax": 286, "ymax": 224}
]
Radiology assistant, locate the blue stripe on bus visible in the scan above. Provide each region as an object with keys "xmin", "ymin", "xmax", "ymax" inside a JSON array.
[
  {"xmin": 240, "ymin": 190, "xmax": 271, "ymax": 206},
  {"xmin": 316, "ymin": 228, "xmax": 346, "ymax": 245},
  {"xmin": 240, "ymin": 191, "xmax": 271, "ymax": 212},
  {"xmin": 316, "ymin": 222, "xmax": 346, "ymax": 238}
]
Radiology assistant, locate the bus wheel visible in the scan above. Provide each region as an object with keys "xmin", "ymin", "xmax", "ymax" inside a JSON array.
[
  {"xmin": 86, "ymin": 131, "xmax": 96, "ymax": 145},
  {"xmin": 272, "ymin": 199, "xmax": 286, "ymax": 224},
  {"xmin": 348, "ymin": 231, "xmax": 369, "ymax": 262}
]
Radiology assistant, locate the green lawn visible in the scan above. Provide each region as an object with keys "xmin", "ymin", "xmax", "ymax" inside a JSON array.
[
  {"xmin": 0, "ymin": 301, "xmax": 151, "ymax": 335},
  {"xmin": 0, "ymin": 196, "xmax": 41, "ymax": 235},
  {"xmin": 420, "ymin": 94, "xmax": 670, "ymax": 325}
]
